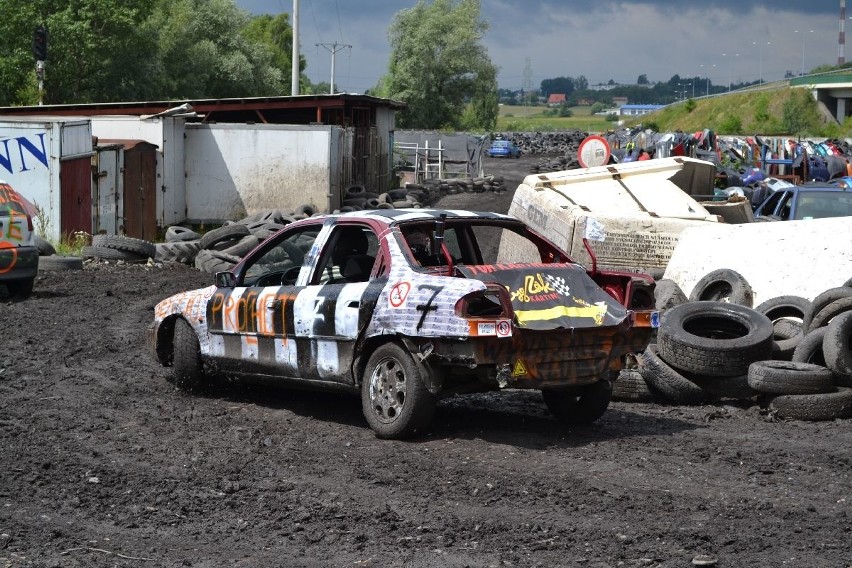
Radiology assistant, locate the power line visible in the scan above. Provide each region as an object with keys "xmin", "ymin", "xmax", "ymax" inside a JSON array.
[{"xmin": 316, "ymin": 42, "xmax": 352, "ymax": 93}]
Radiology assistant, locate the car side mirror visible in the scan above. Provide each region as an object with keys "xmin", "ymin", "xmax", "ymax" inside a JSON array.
[{"xmin": 215, "ymin": 271, "xmax": 236, "ymax": 288}]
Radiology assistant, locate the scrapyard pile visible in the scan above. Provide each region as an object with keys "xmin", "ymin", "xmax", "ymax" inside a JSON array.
[{"xmin": 617, "ymin": 269, "xmax": 852, "ymax": 422}]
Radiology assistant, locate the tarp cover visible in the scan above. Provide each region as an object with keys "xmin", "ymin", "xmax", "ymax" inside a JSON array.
[{"xmin": 457, "ymin": 263, "xmax": 628, "ymax": 330}]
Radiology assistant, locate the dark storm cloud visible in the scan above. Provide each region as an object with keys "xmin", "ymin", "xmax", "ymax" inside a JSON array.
[{"xmin": 237, "ymin": 1, "xmax": 847, "ymax": 92}]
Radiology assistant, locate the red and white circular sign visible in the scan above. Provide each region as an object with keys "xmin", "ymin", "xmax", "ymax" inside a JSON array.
[{"xmin": 577, "ymin": 135, "xmax": 612, "ymax": 168}]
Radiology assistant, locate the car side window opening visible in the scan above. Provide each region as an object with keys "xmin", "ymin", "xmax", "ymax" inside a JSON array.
[
  {"xmin": 242, "ymin": 227, "xmax": 320, "ymax": 287},
  {"xmin": 315, "ymin": 225, "xmax": 378, "ymax": 284},
  {"xmin": 401, "ymin": 224, "xmax": 464, "ymax": 267},
  {"xmin": 778, "ymin": 193, "xmax": 793, "ymax": 220},
  {"xmin": 759, "ymin": 191, "xmax": 784, "ymax": 217}
]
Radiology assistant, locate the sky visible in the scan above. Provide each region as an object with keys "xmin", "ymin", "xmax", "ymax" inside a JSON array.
[{"xmin": 235, "ymin": 1, "xmax": 847, "ymax": 95}]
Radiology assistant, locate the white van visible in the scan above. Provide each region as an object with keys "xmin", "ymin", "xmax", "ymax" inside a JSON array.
[{"xmin": 498, "ymin": 157, "xmax": 726, "ymax": 276}]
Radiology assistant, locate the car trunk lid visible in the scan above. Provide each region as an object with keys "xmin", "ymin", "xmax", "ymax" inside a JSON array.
[{"xmin": 455, "ymin": 262, "xmax": 628, "ymax": 330}]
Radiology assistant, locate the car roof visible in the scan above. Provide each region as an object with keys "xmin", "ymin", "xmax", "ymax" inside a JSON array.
[
  {"xmin": 305, "ymin": 208, "xmax": 518, "ymax": 227},
  {"xmin": 793, "ymin": 183, "xmax": 850, "ymax": 192}
]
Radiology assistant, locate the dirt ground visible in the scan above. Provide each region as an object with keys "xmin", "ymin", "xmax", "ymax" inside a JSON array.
[{"xmin": 2, "ymin": 156, "xmax": 851, "ymax": 568}]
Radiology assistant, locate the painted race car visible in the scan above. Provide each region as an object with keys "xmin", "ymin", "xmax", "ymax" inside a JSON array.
[
  {"xmin": 149, "ymin": 209, "xmax": 658, "ymax": 439},
  {"xmin": 0, "ymin": 181, "xmax": 39, "ymax": 301}
]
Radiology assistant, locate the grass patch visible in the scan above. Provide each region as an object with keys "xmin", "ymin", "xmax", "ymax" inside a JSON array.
[
  {"xmin": 623, "ymin": 86, "xmax": 845, "ymax": 136},
  {"xmin": 53, "ymin": 231, "xmax": 90, "ymax": 256},
  {"xmin": 497, "ymin": 105, "xmax": 609, "ymax": 132}
]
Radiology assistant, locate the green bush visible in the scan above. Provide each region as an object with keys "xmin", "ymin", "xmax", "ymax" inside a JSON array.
[{"xmin": 718, "ymin": 115, "xmax": 743, "ymax": 134}]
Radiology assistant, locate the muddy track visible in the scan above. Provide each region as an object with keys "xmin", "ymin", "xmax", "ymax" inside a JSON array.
[{"xmin": 1, "ymin": 157, "xmax": 850, "ymax": 567}]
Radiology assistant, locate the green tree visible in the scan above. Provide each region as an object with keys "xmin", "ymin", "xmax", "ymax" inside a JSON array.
[
  {"xmin": 379, "ymin": 0, "xmax": 498, "ymax": 130},
  {"xmin": 148, "ymin": 0, "xmax": 284, "ymax": 99},
  {"xmin": 0, "ymin": 0, "xmax": 156, "ymax": 104},
  {"xmin": 242, "ymin": 13, "xmax": 306, "ymax": 95},
  {"xmin": 637, "ymin": 74, "xmax": 649, "ymax": 85},
  {"xmin": 0, "ymin": 0, "xmax": 296, "ymax": 104}
]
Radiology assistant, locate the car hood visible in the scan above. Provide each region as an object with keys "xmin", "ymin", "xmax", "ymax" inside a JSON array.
[{"xmin": 456, "ymin": 263, "xmax": 628, "ymax": 330}]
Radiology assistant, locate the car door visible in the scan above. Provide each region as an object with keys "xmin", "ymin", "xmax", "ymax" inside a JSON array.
[
  {"xmin": 205, "ymin": 223, "xmax": 321, "ymax": 377},
  {"xmin": 290, "ymin": 222, "xmax": 385, "ymax": 384}
]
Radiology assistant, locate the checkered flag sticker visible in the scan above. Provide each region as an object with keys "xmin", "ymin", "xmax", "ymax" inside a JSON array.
[{"xmin": 543, "ymin": 274, "xmax": 571, "ymax": 297}]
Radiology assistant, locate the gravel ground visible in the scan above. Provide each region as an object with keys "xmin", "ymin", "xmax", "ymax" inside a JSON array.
[{"xmin": 1, "ymin": 156, "xmax": 850, "ymax": 567}]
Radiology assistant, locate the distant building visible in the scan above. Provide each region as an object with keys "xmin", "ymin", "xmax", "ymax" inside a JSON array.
[
  {"xmin": 546, "ymin": 93, "xmax": 566, "ymax": 106},
  {"xmin": 612, "ymin": 97, "xmax": 628, "ymax": 107},
  {"xmin": 619, "ymin": 104, "xmax": 665, "ymax": 116}
]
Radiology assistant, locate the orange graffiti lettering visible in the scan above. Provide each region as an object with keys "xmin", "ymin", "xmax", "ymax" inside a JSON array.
[{"xmin": 0, "ymin": 241, "xmax": 18, "ymax": 274}]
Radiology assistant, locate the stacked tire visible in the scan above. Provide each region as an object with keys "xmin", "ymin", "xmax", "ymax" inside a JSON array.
[
  {"xmin": 636, "ymin": 302, "xmax": 774, "ymax": 404},
  {"xmin": 83, "ymin": 235, "xmax": 156, "ymax": 263}
]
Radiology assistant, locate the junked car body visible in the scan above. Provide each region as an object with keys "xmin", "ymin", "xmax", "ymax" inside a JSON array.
[
  {"xmin": 149, "ymin": 209, "xmax": 658, "ymax": 438},
  {"xmin": 0, "ymin": 181, "xmax": 38, "ymax": 301}
]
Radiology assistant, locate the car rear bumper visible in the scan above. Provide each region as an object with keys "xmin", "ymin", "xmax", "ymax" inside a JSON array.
[
  {"xmin": 428, "ymin": 318, "xmax": 654, "ymax": 389},
  {"xmin": 0, "ymin": 246, "xmax": 38, "ymax": 281}
]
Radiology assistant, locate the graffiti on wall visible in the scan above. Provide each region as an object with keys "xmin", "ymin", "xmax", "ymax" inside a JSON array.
[{"xmin": 0, "ymin": 133, "xmax": 49, "ymax": 175}]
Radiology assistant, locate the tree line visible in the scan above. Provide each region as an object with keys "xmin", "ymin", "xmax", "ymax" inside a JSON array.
[{"xmin": 0, "ymin": 0, "xmax": 500, "ymax": 131}]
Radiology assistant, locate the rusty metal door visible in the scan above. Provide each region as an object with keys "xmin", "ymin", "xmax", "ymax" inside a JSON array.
[
  {"xmin": 59, "ymin": 156, "xmax": 93, "ymax": 237},
  {"xmin": 122, "ymin": 144, "xmax": 157, "ymax": 240}
]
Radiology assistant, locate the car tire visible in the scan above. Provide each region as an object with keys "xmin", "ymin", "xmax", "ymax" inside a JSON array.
[
  {"xmin": 542, "ymin": 379, "xmax": 613, "ymax": 424},
  {"xmin": 612, "ymin": 368, "xmax": 659, "ymax": 403},
  {"xmin": 824, "ymin": 311, "xmax": 852, "ymax": 377},
  {"xmin": 220, "ymin": 234, "xmax": 260, "ymax": 258},
  {"xmin": 766, "ymin": 387, "xmax": 852, "ymax": 421},
  {"xmin": 91, "ymin": 234, "xmax": 156, "ymax": 259},
  {"xmin": 747, "ymin": 360, "xmax": 835, "ymax": 395},
  {"xmin": 361, "ymin": 343, "xmax": 436, "ymax": 439},
  {"xmin": 807, "ymin": 296, "xmax": 852, "ymax": 332},
  {"xmin": 165, "ymin": 225, "xmax": 201, "ymax": 243},
  {"xmin": 688, "ymin": 268, "xmax": 754, "ymax": 307},
  {"xmin": 654, "ymin": 278, "xmax": 688, "ymax": 311},
  {"xmin": 82, "ymin": 245, "xmax": 147, "ymax": 262},
  {"xmin": 37, "ymin": 255, "xmax": 83, "ymax": 271},
  {"xmin": 199, "ymin": 223, "xmax": 250, "ymax": 251},
  {"xmin": 690, "ymin": 373, "xmax": 756, "ymax": 400},
  {"xmin": 34, "ymin": 235, "xmax": 56, "ymax": 256},
  {"xmin": 154, "ymin": 240, "xmax": 202, "ymax": 264},
  {"xmin": 657, "ymin": 301, "xmax": 774, "ymax": 377},
  {"xmin": 803, "ymin": 286, "xmax": 852, "ymax": 330},
  {"xmin": 172, "ymin": 318, "xmax": 204, "ymax": 390},
  {"xmin": 194, "ymin": 249, "xmax": 241, "ymax": 274},
  {"xmin": 638, "ymin": 344, "xmax": 709, "ymax": 404},
  {"xmin": 2, "ymin": 278, "xmax": 34, "ymax": 301}
]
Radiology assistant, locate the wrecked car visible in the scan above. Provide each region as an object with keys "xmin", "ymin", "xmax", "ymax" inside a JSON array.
[
  {"xmin": 0, "ymin": 181, "xmax": 38, "ymax": 301},
  {"xmin": 148, "ymin": 209, "xmax": 658, "ymax": 439}
]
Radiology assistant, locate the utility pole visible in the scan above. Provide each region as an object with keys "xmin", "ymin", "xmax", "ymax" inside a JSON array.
[
  {"xmin": 522, "ymin": 57, "xmax": 533, "ymax": 105},
  {"xmin": 291, "ymin": 0, "xmax": 299, "ymax": 95},
  {"xmin": 32, "ymin": 25, "xmax": 47, "ymax": 106},
  {"xmin": 316, "ymin": 42, "xmax": 351, "ymax": 94}
]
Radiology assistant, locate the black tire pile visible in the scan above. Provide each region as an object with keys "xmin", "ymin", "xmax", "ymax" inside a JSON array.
[
  {"xmin": 615, "ymin": 268, "xmax": 852, "ymax": 422},
  {"xmin": 188, "ymin": 207, "xmax": 315, "ymax": 274},
  {"xmin": 494, "ymin": 131, "xmax": 588, "ymax": 155},
  {"xmin": 339, "ymin": 178, "xmax": 507, "ymax": 212}
]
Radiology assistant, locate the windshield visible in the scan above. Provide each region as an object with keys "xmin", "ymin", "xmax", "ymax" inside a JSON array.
[{"xmin": 794, "ymin": 191, "xmax": 852, "ymax": 220}]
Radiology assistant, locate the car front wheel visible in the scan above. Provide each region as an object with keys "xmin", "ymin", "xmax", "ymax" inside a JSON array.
[
  {"xmin": 542, "ymin": 379, "xmax": 613, "ymax": 424},
  {"xmin": 172, "ymin": 318, "xmax": 204, "ymax": 390},
  {"xmin": 361, "ymin": 343, "xmax": 435, "ymax": 439}
]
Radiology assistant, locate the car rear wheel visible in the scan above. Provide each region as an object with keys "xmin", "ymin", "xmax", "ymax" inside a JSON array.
[
  {"xmin": 361, "ymin": 343, "xmax": 435, "ymax": 439},
  {"xmin": 542, "ymin": 379, "xmax": 613, "ymax": 424},
  {"xmin": 172, "ymin": 318, "xmax": 204, "ymax": 390},
  {"xmin": 3, "ymin": 278, "xmax": 34, "ymax": 301}
]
